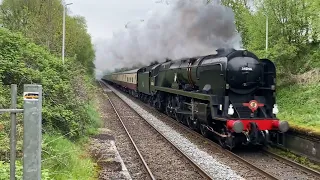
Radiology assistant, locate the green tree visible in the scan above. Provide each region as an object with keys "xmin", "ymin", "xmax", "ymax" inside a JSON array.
[
  {"xmin": 222, "ymin": 0, "xmax": 320, "ymax": 74},
  {"xmin": 0, "ymin": 0, "xmax": 95, "ymax": 74}
]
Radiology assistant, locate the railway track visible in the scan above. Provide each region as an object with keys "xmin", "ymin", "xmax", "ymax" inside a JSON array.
[
  {"xmin": 98, "ymin": 81, "xmax": 212, "ymax": 180},
  {"xmin": 169, "ymin": 118, "xmax": 320, "ymax": 180},
  {"xmin": 98, "ymin": 82, "xmax": 151, "ymax": 179},
  {"xmin": 271, "ymin": 129, "xmax": 320, "ymax": 165},
  {"xmin": 103, "ymin": 81, "xmax": 320, "ymax": 180},
  {"xmin": 98, "ymin": 81, "xmax": 155, "ymax": 179},
  {"xmin": 262, "ymin": 150, "xmax": 320, "ymax": 178},
  {"xmin": 149, "ymin": 107, "xmax": 320, "ymax": 180},
  {"xmin": 236, "ymin": 149, "xmax": 320, "ymax": 180}
]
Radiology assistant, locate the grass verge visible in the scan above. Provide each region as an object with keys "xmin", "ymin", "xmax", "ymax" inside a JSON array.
[
  {"xmin": 85, "ymin": 102, "xmax": 103, "ymax": 136},
  {"xmin": 42, "ymin": 134, "xmax": 98, "ymax": 180},
  {"xmin": 40, "ymin": 101, "xmax": 102, "ymax": 180},
  {"xmin": 277, "ymin": 82, "xmax": 320, "ymax": 136}
]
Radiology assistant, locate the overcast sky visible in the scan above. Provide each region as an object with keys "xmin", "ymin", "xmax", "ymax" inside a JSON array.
[
  {"xmin": 0, "ymin": 0, "xmax": 252, "ymax": 78},
  {"xmin": 0, "ymin": 0, "xmax": 160, "ymax": 40},
  {"xmin": 65, "ymin": 0, "xmax": 162, "ymax": 41}
]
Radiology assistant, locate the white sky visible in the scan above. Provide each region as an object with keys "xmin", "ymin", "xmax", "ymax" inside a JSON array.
[
  {"xmin": 0, "ymin": 0, "xmax": 256, "ymax": 42},
  {"xmin": 0, "ymin": 0, "xmax": 160, "ymax": 41},
  {"xmin": 65, "ymin": 0, "xmax": 161, "ymax": 42}
]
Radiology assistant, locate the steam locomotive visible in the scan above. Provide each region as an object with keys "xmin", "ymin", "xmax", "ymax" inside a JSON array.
[{"xmin": 102, "ymin": 48, "xmax": 289, "ymax": 149}]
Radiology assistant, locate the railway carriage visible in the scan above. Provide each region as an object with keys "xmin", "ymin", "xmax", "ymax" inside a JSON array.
[
  {"xmin": 102, "ymin": 48, "xmax": 289, "ymax": 150},
  {"xmin": 104, "ymin": 68, "xmax": 139, "ymax": 96}
]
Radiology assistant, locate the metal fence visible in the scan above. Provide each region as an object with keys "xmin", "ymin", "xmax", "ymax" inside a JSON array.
[{"xmin": 0, "ymin": 84, "xmax": 42, "ymax": 180}]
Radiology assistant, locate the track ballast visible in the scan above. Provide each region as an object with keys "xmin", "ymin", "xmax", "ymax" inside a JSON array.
[
  {"xmin": 103, "ymin": 81, "xmax": 320, "ymax": 180},
  {"xmin": 99, "ymin": 81, "xmax": 215, "ymax": 180}
]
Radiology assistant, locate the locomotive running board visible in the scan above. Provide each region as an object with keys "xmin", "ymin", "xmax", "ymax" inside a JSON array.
[{"xmin": 154, "ymin": 86, "xmax": 212, "ymax": 101}]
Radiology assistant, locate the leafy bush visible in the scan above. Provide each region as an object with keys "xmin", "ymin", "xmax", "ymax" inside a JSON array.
[
  {"xmin": 0, "ymin": 27, "xmax": 101, "ymax": 178},
  {"xmin": 0, "ymin": 28, "xmax": 95, "ymax": 139}
]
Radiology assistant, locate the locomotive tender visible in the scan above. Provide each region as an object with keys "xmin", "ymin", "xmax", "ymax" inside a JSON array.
[{"xmin": 102, "ymin": 48, "xmax": 289, "ymax": 149}]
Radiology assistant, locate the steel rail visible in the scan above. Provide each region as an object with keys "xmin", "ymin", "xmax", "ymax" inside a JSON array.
[
  {"xmin": 158, "ymin": 106, "xmax": 320, "ymax": 179},
  {"xmin": 154, "ymin": 109, "xmax": 279, "ymax": 180},
  {"xmin": 127, "ymin": 103, "xmax": 214, "ymax": 180},
  {"xmin": 263, "ymin": 149, "xmax": 320, "ymax": 177},
  {"xmin": 143, "ymin": 89, "xmax": 320, "ymax": 179},
  {"xmin": 101, "ymin": 81, "xmax": 279, "ymax": 180},
  {"xmin": 100, "ymin": 80, "xmax": 320, "ymax": 180},
  {"xmin": 221, "ymin": 149, "xmax": 278, "ymax": 180},
  {"xmin": 98, "ymin": 81, "xmax": 156, "ymax": 180},
  {"xmin": 141, "ymin": 100, "xmax": 320, "ymax": 180},
  {"xmin": 100, "ymin": 81, "xmax": 213, "ymax": 180}
]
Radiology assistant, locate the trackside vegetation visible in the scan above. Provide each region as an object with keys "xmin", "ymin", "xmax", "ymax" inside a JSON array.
[
  {"xmin": 276, "ymin": 70, "xmax": 320, "ymax": 135},
  {"xmin": 0, "ymin": 27, "xmax": 100, "ymax": 180},
  {"xmin": 0, "ymin": 0, "xmax": 101, "ymax": 179}
]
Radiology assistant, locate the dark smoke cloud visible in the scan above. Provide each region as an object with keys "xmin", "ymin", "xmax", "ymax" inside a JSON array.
[{"xmin": 94, "ymin": 0, "xmax": 242, "ymax": 79}]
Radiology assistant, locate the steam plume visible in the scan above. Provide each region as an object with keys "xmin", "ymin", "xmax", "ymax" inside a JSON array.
[{"xmin": 94, "ymin": 0, "xmax": 242, "ymax": 79}]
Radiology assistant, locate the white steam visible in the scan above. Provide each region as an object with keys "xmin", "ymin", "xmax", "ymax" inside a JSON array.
[{"xmin": 94, "ymin": 0, "xmax": 242, "ymax": 79}]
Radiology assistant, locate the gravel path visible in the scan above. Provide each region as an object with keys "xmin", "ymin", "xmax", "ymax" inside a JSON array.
[
  {"xmin": 106, "ymin": 83, "xmax": 245, "ymax": 180},
  {"xmin": 106, "ymin": 91, "xmax": 206, "ymax": 180},
  {"xmin": 97, "ymin": 87, "xmax": 149, "ymax": 180}
]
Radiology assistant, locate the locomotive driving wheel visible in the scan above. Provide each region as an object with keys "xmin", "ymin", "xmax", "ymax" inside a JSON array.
[
  {"xmin": 174, "ymin": 111, "xmax": 185, "ymax": 123},
  {"xmin": 173, "ymin": 96, "xmax": 185, "ymax": 123},
  {"xmin": 218, "ymin": 127, "xmax": 235, "ymax": 150},
  {"xmin": 219, "ymin": 128, "xmax": 228, "ymax": 149},
  {"xmin": 200, "ymin": 124, "xmax": 209, "ymax": 138},
  {"xmin": 186, "ymin": 116, "xmax": 194, "ymax": 129},
  {"xmin": 154, "ymin": 93, "xmax": 164, "ymax": 112},
  {"xmin": 165, "ymin": 96, "xmax": 173, "ymax": 117},
  {"xmin": 200, "ymin": 111, "xmax": 211, "ymax": 138}
]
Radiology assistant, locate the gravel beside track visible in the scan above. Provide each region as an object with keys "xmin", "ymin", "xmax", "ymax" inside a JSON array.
[
  {"xmin": 113, "ymin": 88, "xmax": 271, "ymax": 179},
  {"xmin": 109, "ymin": 84, "xmax": 320, "ymax": 180},
  {"xmin": 98, "ymin": 86, "xmax": 149, "ymax": 180},
  {"xmin": 105, "ymin": 83, "xmax": 246, "ymax": 180}
]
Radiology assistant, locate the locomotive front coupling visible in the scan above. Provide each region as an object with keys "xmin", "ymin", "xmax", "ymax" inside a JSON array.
[{"xmin": 226, "ymin": 119, "xmax": 289, "ymax": 145}]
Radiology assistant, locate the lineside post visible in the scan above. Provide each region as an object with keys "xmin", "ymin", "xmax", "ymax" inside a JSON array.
[
  {"xmin": 10, "ymin": 84, "xmax": 17, "ymax": 180},
  {"xmin": 23, "ymin": 84, "xmax": 42, "ymax": 180}
]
